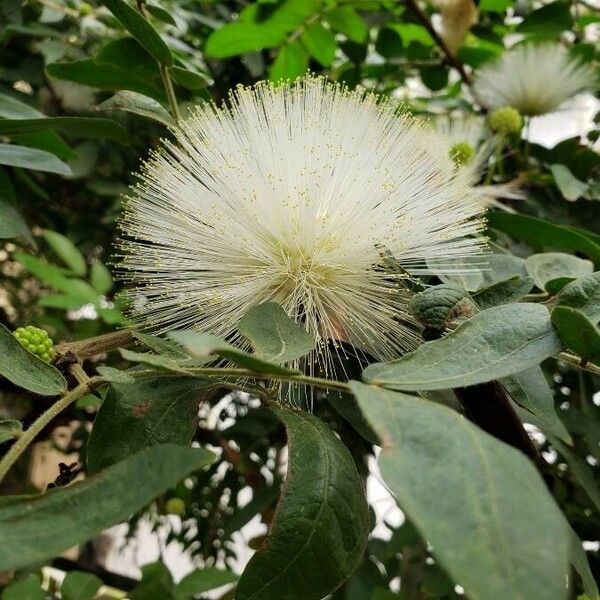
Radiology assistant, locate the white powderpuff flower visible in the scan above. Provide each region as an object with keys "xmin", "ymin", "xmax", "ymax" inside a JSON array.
[
  {"xmin": 118, "ymin": 76, "xmax": 486, "ymax": 367},
  {"xmin": 425, "ymin": 114, "xmax": 525, "ymax": 210},
  {"xmin": 473, "ymin": 43, "xmax": 595, "ymax": 116}
]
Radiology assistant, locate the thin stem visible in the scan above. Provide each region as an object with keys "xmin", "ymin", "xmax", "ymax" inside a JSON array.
[
  {"xmin": 0, "ymin": 375, "xmax": 105, "ymax": 484},
  {"xmin": 557, "ymin": 351, "xmax": 600, "ymax": 376},
  {"xmin": 403, "ymin": 0, "xmax": 471, "ymax": 86},
  {"xmin": 160, "ymin": 65, "xmax": 181, "ymax": 123}
]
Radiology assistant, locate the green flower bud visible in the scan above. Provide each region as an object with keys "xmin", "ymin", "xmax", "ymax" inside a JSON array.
[
  {"xmin": 449, "ymin": 141, "xmax": 476, "ymax": 166},
  {"xmin": 165, "ymin": 497, "xmax": 186, "ymax": 517},
  {"xmin": 80, "ymin": 2, "xmax": 92, "ymax": 15},
  {"xmin": 13, "ymin": 326, "xmax": 55, "ymax": 363},
  {"xmin": 488, "ymin": 106, "xmax": 523, "ymax": 135}
]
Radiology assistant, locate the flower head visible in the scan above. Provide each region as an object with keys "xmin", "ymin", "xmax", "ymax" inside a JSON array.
[
  {"xmin": 473, "ymin": 43, "xmax": 594, "ymax": 116},
  {"xmin": 118, "ymin": 77, "xmax": 486, "ymax": 367},
  {"xmin": 488, "ymin": 106, "xmax": 523, "ymax": 135}
]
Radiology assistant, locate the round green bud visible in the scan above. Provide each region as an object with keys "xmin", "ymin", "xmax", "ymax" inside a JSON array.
[
  {"xmin": 13, "ymin": 326, "xmax": 55, "ymax": 363},
  {"xmin": 449, "ymin": 142, "xmax": 476, "ymax": 166},
  {"xmin": 488, "ymin": 106, "xmax": 523, "ymax": 135},
  {"xmin": 80, "ymin": 2, "xmax": 92, "ymax": 15},
  {"xmin": 165, "ymin": 497, "xmax": 186, "ymax": 517}
]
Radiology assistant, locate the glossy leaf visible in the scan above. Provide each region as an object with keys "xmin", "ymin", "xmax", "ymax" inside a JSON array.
[
  {"xmin": 269, "ymin": 41, "xmax": 309, "ymax": 82},
  {"xmin": 351, "ymin": 381, "xmax": 570, "ymax": 600},
  {"xmin": 236, "ymin": 406, "xmax": 369, "ymax": 600},
  {"xmin": 0, "ymin": 143, "xmax": 71, "ymax": 175},
  {"xmin": 301, "ymin": 22, "xmax": 336, "ymax": 67},
  {"xmin": 100, "ymin": 0, "xmax": 173, "ymax": 66},
  {"xmin": 0, "ymin": 324, "xmax": 66, "ymax": 396},
  {"xmin": 238, "ymin": 302, "xmax": 315, "ymax": 364},
  {"xmin": 363, "ymin": 304, "xmax": 563, "ymax": 391},
  {"xmin": 551, "ymin": 306, "xmax": 600, "ymax": 363},
  {"xmin": 175, "ymin": 567, "xmax": 238, "ymax": 599},
  {"xmin": 61, "ymin": 572, "xmax": 103, "ymax": 600},
  {"xmin": 0, "ymin": 445, "xmax": 215, "ymax": 571},
  {"xmin": 0, "ymin": 117, "xmax": 129, "ymax": 144},
  {"xmin": 326, "ymin": 7, "xmax": 368, "ymax": 43},
  {"xmin": 86, "ymin": 377, "xmax": 210, "ymax": 473},
  {"xmin": 146, "ymin": 3, "xmax": 177, "ymax": 26},
  {"xmin": 98, "ymin": 90, "xmax": 174, "ymax": 126}
]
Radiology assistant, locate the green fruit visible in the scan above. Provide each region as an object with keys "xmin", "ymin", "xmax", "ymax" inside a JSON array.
[
  {"xmin": 449, "ymin": 141, "xmax": 476, "ymax": 166},
  {"xmin": 13, "ymin": 326, "xmax": 55, "ymax": 363},
  {"xmin": 488, "ymin": 106, "xmax": 523, "ymax": 135},
  {"xmin": 165, "ymin": 497, "xmax": 186, "ymax": 517}
]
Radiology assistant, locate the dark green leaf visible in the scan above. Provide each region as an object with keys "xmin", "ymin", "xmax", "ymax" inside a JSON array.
[
  {"xmin": 526, "ymin": 252, "xmax": 593, "ymax": 292},
  {"xmin": 170, "ymin": 66, "xmax": 210, "ymax": 90},
  {"xmin": 569, "ymin": 529, "xmax": 599, "ymax": 599},
  {"xmin": 236, "ymin": 406, "xmax": 369, "ymax": 600},
  {"xmin": 0, "ymin": 324, "xmax": 66, "ymax": 396},
  {"xmin": 351, "ymin": 382, "xmax": 570, "ymax": 600},
  {"xmin": 238, "ymin": 303, "xmax": 315, "ymax": 364},
  {"xmin": 554, "ymin": 271, "xmax": 600, "ymax": 322},
  {"xmin": 551, "ymin": 306, "xmax": 600, "ymax": 362},
  {"xmin": 168, "ymin": 331, "xmax": 301, "ymax": 375},
  {"xmin": 61, "ymin": 572, "xmax": 103, "ymax": 600},
  {"xmin": 409, "ymin": 283, "xmax": 475, "ymax": 329},
  {"xmin": 119, "ymin": 348, "xmax": 191, "ymax": 373},
  {"xmin": 175, "ymin": 567, "xmax": 238, "ymax": 599},
  {"xmin": 517, "ymin": 1, "xmax": 572, "ymax": 35},
  {"xmin": 488, "ymin": 212, "xmax": 600, "ymax": 264},
  {"xmin": 269, "ymin": 41, "xmax": 309, "ymax": 81},
  {"xmin": 0, "ymin": 143, "xmax": 71, "ymax": 175},
  {"xmin": 1, "ymin": 575, "xmax": 44, "ymax": 600},
  {"xmin": 146, "ymin": 3, "xmax": 177, "ymax": 26},
  {"xmin": 42, "ymin": 230, "xmax": 87, "ymax": 276},
  {"xmin": 130, "ymin": 562, "xmax": 175, "ymax": 600},
  {"xmin": 86, "ymin": 377, "xmax": 210, "ymax": 473},
  {"xmin": 100, "ymin": 0, "xmax": 173, "ymax": 66},
  {"xmin": 363, "ymin": 304, "xmax": 563, "ymax": 391},
  {"xmin": 0, "ymin": 444, "xmax": 216, "ymax": 571},
  {"xmin": 0, "ymin": 117, "xmax": 129, "ymax": 144},
  {"xmin": 0, "ymin": 198, "xmax": 34, "ymax": 245},
  {"xmin": 98, "ymin": 90, "xmax": 174, "ymax": 126},
  {"xmin": 0, "ymin": 419, "xmax": 22, "ymax": 444},
  {"xmin": 301, "ymin": 22, "xmax": 336, "ymax": 67}
]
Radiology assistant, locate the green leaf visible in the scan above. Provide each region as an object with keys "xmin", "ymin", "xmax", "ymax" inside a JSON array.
[
  {"xmin": 488, "ymin": 212, "xmax": 600, "ymax": 264},
  {"xmin": 96, "ymin": 366, "xmax": 136, "ymax": 383},
  {"xmin": 301, "ymin": 22, "xmax": 336, "ymax": 67},
  {"xmin": 1, "ymin": 574, "xmax": 44, "ymax": 600},
  {"xmin": 0, "ymin": 117, "xmax": 129, "ymax": 144},
  {"xmin": 238, "ymin": 303, "xmax": 315, "ymax": 364},
  {"xmin": 119, "ymin": 348, "xmax": 192, "ymax": 373},
  {"xmin": 175, "ymin": 567, "xmax": 238, "ymax": 599},
  {"xmin": 86, "ymin": 377, "xmax": 210, "ymax": 474},
  {"xmin": 170, "ymin": 66, "xmax": 210, "ymax": 90},
  {"xmin": 42, "ymin": 230, "xmax": 87, "ymax": 276},
  {"xmin": 0, "ymin": 444, "xmax": 216, "ymax": 571},
  {"xmin": 387, "ymin": 23, "xmax": 433, "ymax": 46},
  {"xmin": 472, "ymin": 276, "xmax": 535, "ymax": 310},
  {"xmin": 130, "ymin": 562, "xmax": 175, "ymax": 600},
  {"xmin": 501, "ymin": 366, "xmax": 571, "ymax": 443},
  {"xmin": 37, "ymin": 294, "xmax": 84, "ymax": 310},
  {"xmin": 61, "ymin": 572, "xmax": 103, "ymax": 600},
  {"xmin": 525, "ymin": 252, "xmax": 593, "ymax": 292},
  {"xmin": 326, "ymin": 7, "xmax": 368, "ymax": 43},
  {"xmin": 0, "ymin": 198, "xmax": 34, "ymax": 245},
  {"xmin": 236, "ymin": 406, "xmax": 369, "ymax": 600},
  {"xmin": 134, "ymin": 331, "xmax": 190, "ymax": 359},
  {"xmin": 554, "ymin": 271, "xmax": 600, "ymax": 322},
  {"xmin": 168, "ymin": 331, "xmax": 301, "ymax": 375},
  {"xmin": 327, "ymin": 391, "xmax": 379, "ymax": 444},
  {"xmin": 98, "ymin": 90, "xmax": 174, "ymax": 126},
  {"xmin": 0, "ymin": 419, "xmax": 22, "ymax": 444},
  {"xmin": 100, "ymin": 0, "xmax": 173, "ymax": 66},
  {"xmin": 0, "ymin": 143, "xmax": 71, "ymax": 175},
  {"xmin": 350, "ymin": 381, "xmax": 570, "ymax": 600},
  {"xmin": 569, "ymin": 529, "xmax": 599, "ymax": 600},
  {"xmin": 363, "ymin": 303, "xmax": 563, "ymax": 391},
  {"xmin": 517, "ymin": 1, "xmax": 572, "ymax": 35},
  {"xmin": 269, "ymin": 41, "xmax": 309, "ymax": 82},
  {"xmin": 551, "ymin": 306, "xmax": 600, "ymax": 363},
  {"xmin": 420, "ymin": 65, "xmax": 449, "ymax": 91},
  {"xmin": 205, "ymin": 0, "xmax": 319, "ymax": 58},
  {"xmin": 146, "ymin": 3, "xmax": 177, "ymax": 26},
  {"xmin": 90, "ymin": 260, "xmax": 113, "ymax": 294},
  {"xmin": 0, "ymin": 324, "xmax": 66, "ymax": 396},
  {"xmin": 550, "ymin": 164, "xmax": 589, "ymax": 201}
]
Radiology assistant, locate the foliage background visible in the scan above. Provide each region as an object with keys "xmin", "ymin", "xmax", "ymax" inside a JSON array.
[{"xmin": 0, "ymin": 0, "xmax": 599, "ymax": 598}]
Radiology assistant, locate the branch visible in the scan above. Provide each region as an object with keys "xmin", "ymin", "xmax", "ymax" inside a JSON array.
[
  {"xmin": 403, "ymin": 0, "xmax": 472, "ymax": 86},
  {"xmin": 557, "ymin": 351, "xmax": 600, "ymax": 377},
  {"xmin": 54, "ymin": 329, "xmax": 134, "ymax": 360}
]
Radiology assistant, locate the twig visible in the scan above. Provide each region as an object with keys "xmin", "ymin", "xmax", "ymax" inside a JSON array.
[
  {"xmin": 557, "ymin": 351, "xmax": 600, "ymax": 376},
  {"xmin": 403, "ymin": 0, "xmax": 472, "ymax": 86},
  {"xmin": 54, "ymin": 329, "xmax": 134, "ymax": 359}
]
